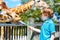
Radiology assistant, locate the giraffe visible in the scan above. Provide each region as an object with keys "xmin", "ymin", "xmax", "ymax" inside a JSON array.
[
  {"xmin": 0, "ymin": 0, "xmax": 49, "ymax": 40},
  {"xmin": 10, "ymin": 0, "xmax": 49, "ymax": 14},
  {"xmin": 0, "ymin": 0, "xmax": 49, "ymax": 22}
]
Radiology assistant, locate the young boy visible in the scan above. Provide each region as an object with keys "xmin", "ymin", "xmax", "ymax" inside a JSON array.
[{"xmin": 29, "ymin": 7, "xmax": 55, "ymax": 40}]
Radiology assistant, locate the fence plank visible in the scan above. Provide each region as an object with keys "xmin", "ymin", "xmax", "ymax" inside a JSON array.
[{"xmin": 1, "ymin": 26, "xmax": 4, "ymax": 40}]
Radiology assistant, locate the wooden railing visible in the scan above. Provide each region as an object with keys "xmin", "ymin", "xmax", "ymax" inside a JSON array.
[
  {"xmin": 0, "ymin": 22, "xmax": 27, "ymax": 40},
  {"xmin": 0, "ymin": 22, "xmax": 60, "ymax": 40}
]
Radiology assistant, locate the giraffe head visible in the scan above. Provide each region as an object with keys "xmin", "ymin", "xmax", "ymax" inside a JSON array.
[{"xmin": 9, "ymin": 12, "xmax": 21, "ymax": 22}]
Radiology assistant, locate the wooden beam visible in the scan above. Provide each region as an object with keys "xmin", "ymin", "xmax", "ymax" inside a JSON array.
[{"xmin": 1, "ymin": 26, "xmax": 4, "ymax": 40}]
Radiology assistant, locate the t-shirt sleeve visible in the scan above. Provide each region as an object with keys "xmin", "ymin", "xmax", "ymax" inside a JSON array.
[{"xmin": 49, "ymin": 23, "xmax": 55, "ymax": 33}]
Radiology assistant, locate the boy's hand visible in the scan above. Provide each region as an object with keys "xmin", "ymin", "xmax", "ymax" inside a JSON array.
[
  {"xmin": 28, "ymin": 26, "xmax": 34, "ymax": 30},
  {"xmin": 28, "ymin": 26, "xmax": 40, "ymax": 33}
]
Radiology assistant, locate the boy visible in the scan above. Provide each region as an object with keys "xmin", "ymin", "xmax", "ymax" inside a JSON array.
[{"xmin": 29, "ymin": 7, "xmax": 55, "ymax": 40}]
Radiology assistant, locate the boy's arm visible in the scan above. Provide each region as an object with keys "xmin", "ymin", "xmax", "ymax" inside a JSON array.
[
  {"xmin": 29, "ymin": 26, "xmax": 41, "ymax": 33},
  {"xmin": 50, "ymin": 33, "xmax": 55, "ymax": 40}
]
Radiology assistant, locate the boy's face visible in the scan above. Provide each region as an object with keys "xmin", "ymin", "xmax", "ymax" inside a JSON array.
[{"xmin": 41, "ymin": 13, "xmax": 49, "ymax": 21}]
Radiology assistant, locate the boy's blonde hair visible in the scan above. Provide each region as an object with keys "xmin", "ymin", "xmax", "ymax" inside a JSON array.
[{"xmin": 41, "ymin": 7, "xmax": 54, "ymax": 18}]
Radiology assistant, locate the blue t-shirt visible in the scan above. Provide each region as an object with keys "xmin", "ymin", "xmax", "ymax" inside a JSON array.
[{"xmin": 40, "ymin": 19, "xmax": 55, "ymax": 40}]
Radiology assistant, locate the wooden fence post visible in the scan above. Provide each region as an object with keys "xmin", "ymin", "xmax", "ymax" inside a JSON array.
[{"xmin": 1, "ymin": 26, "xmax": 4, "ymax": 40}]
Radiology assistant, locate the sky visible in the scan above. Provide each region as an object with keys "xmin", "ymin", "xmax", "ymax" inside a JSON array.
[{"xmin": 4, "ymin": 0, "xmax": 22, "ymax": 8}]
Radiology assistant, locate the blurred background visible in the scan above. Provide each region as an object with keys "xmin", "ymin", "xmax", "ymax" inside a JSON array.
[{"xmin": 0, "ymin": 0, "xmax": 60, "ymax": 40}]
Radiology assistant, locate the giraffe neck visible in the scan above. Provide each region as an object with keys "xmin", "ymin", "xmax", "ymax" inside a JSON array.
[{"xmin": 11, "ymin": 1, "xmax": 35, "ymax": 14}]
